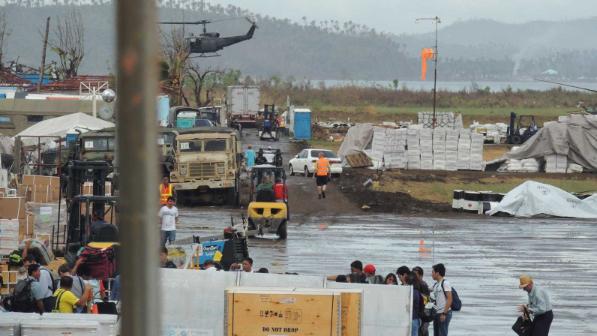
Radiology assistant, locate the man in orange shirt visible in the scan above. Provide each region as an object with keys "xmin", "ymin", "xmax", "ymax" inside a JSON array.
[
  {"xmin": 313, "ymin": 152, "xmax": 331, "ymax": 199},
  {"xmin": 160, "ymin": 176, "xmax": 174, "ymax": 206}
]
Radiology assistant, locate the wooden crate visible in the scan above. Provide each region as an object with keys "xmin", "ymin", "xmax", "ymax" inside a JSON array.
[
  {"xmin": 295, "ymin": 288, "xmax": 362, "ymax": 336},
  {"xmin": 345, "ymin": 153, "xmax": 372, "ymax": 168},
  {"xmin": 226, "ymin": 288, "xmax": 341, "ymax": 336}
]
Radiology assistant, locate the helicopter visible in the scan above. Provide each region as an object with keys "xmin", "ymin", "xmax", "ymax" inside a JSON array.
[{"xmin": 159, "ymin": 17, "xmax": 257, "ymax": 57}]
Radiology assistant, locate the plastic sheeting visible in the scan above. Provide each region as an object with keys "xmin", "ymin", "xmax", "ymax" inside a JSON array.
[
  {"xmin": 337, "ymin": 123, "xmax": 374, "ymax": 159},
  {"xmin": 488, "ymin": 181, "xmax": 597, "ymax": 218},
  {"xmin": 508, "ymin": 114, "xmax": 597, "ymax": 171}
]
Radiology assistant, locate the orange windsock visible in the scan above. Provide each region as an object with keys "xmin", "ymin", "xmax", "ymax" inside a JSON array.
[{"xmin": 421, "ymin": 48, "xmax": 435, "ymax": 80}]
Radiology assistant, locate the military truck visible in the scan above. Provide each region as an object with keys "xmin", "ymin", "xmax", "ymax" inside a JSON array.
[
  {"xmin": 78, "ymin": 127, "xmax": 179, "ymax": 177},
  {"xmin": 169, "ymin": 127, "xmax": 242, "ymax": 205}
]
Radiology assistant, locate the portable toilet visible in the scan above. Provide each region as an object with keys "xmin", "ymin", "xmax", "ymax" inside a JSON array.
[
  {"xmin": 291, "ymin": 108, "xmax": 312, "ymax": 140},
  {"xmin": 156, "ymin": 95, "xmax": 170, "ymax": 126}
]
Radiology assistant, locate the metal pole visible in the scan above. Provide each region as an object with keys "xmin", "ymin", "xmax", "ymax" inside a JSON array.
[
  {"xmin": 37, "ymin": 17, "xmax": 50, "ymax": 93},
  {"xmin": 432, "ymin": 17, "xmax": 439, "ymax": 129},
  {"xmin": 92, "ymin": 87, "xmax": 97, "ymax": 118},
  {"xmin": 116, "ymin": 0, "xmax": 160, "ymax": 335}
]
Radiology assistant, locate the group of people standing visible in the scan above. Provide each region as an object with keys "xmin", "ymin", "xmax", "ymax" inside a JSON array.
[{"xmin": 329, "ymin": 261, "xmax": 454, "ymax": 336}]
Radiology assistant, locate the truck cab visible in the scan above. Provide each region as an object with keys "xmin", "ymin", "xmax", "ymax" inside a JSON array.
[
  {"xmin": 79, "ymin": 127, "xmax": 179, "ymax": 177},
  {"xmin": 170, "ymin": 127, "xmax": 241, "ymax": 205}
]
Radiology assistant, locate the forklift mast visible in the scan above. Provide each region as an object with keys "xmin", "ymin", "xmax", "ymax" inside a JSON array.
[{"xmin": 64, "ymin": 160, "xmax": 111, "ymax": 246}]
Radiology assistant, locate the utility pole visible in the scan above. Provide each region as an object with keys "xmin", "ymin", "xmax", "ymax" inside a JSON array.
[
  {"xmin": 37, "ymin": 17, "xmax": 50, "ymax": 93},
  {"xmin": 416, "ymin": 16, "xmax": 441, "ymax": 128}
]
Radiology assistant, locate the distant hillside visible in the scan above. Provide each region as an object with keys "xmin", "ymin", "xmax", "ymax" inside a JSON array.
[{"xmin": 1, "ymin": 3, "xmax": 596, "ymax": 81}]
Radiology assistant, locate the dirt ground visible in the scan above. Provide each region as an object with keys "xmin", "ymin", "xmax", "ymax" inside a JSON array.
[{"xmin": 332, "ymin": 168, "xmax": 597, "ymax": 215}]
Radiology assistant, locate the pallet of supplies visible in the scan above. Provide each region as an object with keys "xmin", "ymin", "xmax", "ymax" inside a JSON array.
[
  {"xmin": 0, "ymin": 219, "xmax": 19, "ymax": 255},
  {"xmin": 21, "ymin": 175, "xmax": 61, "ymax": 202},
  {"xmin": 27, "ymin": 201, "xmax": 67, "ymax": 235},
  {"xmin": 225, "ymin": 288, "xmax": 341, "ymax": 336}
]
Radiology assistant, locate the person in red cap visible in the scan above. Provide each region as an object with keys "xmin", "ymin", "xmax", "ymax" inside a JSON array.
[{"xmin": 364, "ymin": 264, "xmax": 384, "ymax": 284}]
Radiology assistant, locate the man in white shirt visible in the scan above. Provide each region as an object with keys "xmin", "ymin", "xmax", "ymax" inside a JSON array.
[
  {"xmin": 159, "ymin": 197, "xmax": 179, "ymax": 246},
  {"xmin": 431, "ymin": 263, "xmax": 453, "ymax": 336}
]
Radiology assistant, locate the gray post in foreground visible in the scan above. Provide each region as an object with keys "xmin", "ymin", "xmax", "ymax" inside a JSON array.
[{"xmin": 116, "ymin": 0, "xmax": 160, "ymax": 334}]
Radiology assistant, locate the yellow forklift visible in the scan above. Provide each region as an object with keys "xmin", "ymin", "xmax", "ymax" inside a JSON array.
[{"xmin": 245, "ymin": 164, "xmax": 288, "ymax": 239}]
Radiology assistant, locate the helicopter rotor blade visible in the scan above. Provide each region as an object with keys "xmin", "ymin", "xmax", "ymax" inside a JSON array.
[
  {"xmin": 159, "ymin": 19, "xmax": 211, "ymax": 25},
  {"xmin": 534, "ymin": 78, "xmax": 597, "ymax": 93}
]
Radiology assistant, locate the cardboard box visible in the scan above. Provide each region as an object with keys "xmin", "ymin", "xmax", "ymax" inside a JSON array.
[
  {"xmin": 22, "ymin": 175, "xmax": 60, "ymax": 187},
  {"xmin": 0, "ymin": 197, "xmax": 26, "ymax": 219},
  {"xmin": 17, "ymin": 185, "xmax": 32, "ymax": 202},
  {"xmin": 226, "ymin": 288, "xmax": 341, "ymax": 336},
  {"xmin": 19, "ymin": 213, "xmax": 35, "ymax": 240},
  {"xmin": 30, "ymin": 184, "xmax": 60, "ymax": 203}
]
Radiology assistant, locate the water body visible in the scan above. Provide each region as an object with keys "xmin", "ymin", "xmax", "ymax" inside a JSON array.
[
  {"xmin": 310, "ymin": 80, "xmax": 597, "ymax": 93},
  {"xmin": 178, "ymin": 209, "xmax": 597, "ymax": 336}
]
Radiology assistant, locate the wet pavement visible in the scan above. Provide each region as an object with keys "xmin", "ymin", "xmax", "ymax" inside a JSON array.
[
  {"xmin": 178, "ymin": 209, "xmax": 597, "ymax": 336},
  {"xmin": 176, "ymin": 131, "xmax": 597, "ymax": 335}
]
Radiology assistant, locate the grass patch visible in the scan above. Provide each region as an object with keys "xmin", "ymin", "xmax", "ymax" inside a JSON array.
[
  {"xmin": 313, "ymin": 105, "xmax": 569, "ymax": 125},
  {"xmin": 374, "ymin": 174, "xmax": 597, "ymax": 204}
]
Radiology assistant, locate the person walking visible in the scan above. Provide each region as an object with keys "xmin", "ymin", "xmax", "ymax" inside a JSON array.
[
  {"xmin": 159, "ymin": 176, "xmax": 175, "ymax": 206},
  {"xmin": 159, "ymin": 196, "xmax": 179, "ymax": 246},
  {"xmin": 518, "ymin": 275, "xmax": 553, "ymax": 336},
  {"xmin": 431, "ymin": 263, "xmax": 452, "ymax": 336},
  {"xmin": 313, "ymin": 152, "xmax": 331, "ymax": 199},
  {"xmin": 245, "ymin": 145, "xmax": 256, "ymax": 170}
]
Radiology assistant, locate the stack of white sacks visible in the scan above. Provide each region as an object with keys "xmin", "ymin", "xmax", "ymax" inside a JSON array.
[
  {"xmin": 545, "ymin": 154, "xmax": 568, "ymax": 173},
  {"xmin": 432, "ymin": 128, "xmax": 447, "ymax": 170},
  {"xmin": 407, "ymin": 129, "xmax": 421, "ymax": 169},
  {"xmin": 445, "ymin": 129, "xmax": 459, "ymax": 171},
  {"xmin": 420, "ymin": 129, "xmax": 433, "ymax": 170},
  {"xmin": 469, "ymin": 133, "xmax": 485, "ymax": 171},
  {"xmin": 369, "ymin": 126, "xmax": 484, "ymax": 171}
]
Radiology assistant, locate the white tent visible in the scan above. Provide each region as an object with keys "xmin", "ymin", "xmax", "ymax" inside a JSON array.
[
  {"xmin": 15, "ymin": 112, "xmax": 114, "ymax": 145},
  {"xmin": 488, "ymin": 181, "xmax": 597, "ymax": 218}
]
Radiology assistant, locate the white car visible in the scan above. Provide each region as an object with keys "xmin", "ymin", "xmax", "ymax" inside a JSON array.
[{"xmin": 288, "ymin": 148, "xmax": 343, "ymax": 177}]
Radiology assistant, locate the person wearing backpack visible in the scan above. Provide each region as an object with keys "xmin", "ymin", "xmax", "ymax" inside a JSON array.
[
  {"xmin": 431, "ymin": 263, "xmax": 453, "ymax": 336},
  {"xmin": 407, "ymin": 272, "xmax": 425, "ymax": 336},
  {"xmin": 23, "ymin": 254, "xmax": 56, "ymax": 312},
  {"xmin": 8, "ymin": 264, "xmax": 46, "ymax": 313}
]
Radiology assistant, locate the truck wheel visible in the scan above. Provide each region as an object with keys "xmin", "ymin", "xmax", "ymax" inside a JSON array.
[{"xmin": 277, "ymin": 220, "xmax": 287, "ymax": 240}]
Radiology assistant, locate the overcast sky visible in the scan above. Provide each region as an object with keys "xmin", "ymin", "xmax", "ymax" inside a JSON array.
[{"xmin": 208, "ymin": 0, "xmax": 597, "ymax": 34}]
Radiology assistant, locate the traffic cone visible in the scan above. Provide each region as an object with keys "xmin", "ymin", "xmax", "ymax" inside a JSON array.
[{"xmin": 418, "ymin": 239, "xmax": 431, "ymax": 253}]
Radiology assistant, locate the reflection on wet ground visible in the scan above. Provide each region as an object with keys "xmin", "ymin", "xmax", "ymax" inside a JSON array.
[{"xmin": 179, "ymin": 208, "xmax": 597, "ymax": 336}]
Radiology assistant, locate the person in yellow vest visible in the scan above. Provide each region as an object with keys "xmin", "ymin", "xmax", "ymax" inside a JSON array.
[
  {"xmin": 52, "ymin": 276, "xmax": 91, "ymax": 313},
  {"xmin": 313, "ymin": 152, "xmax": 331, "ymax": 199},
  {"xmin": 160, "ymin": 176, "xmax": 175, "ymax": 206}
]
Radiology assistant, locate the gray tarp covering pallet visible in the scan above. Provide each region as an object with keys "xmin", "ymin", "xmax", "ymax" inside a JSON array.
[
  {"xmin": 337, "ymin": 123, "xmax": 374, "ymax": 159},
  {"xmin": 508, "ymin": 114, "xmax": 597, "ymax": 171}
]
